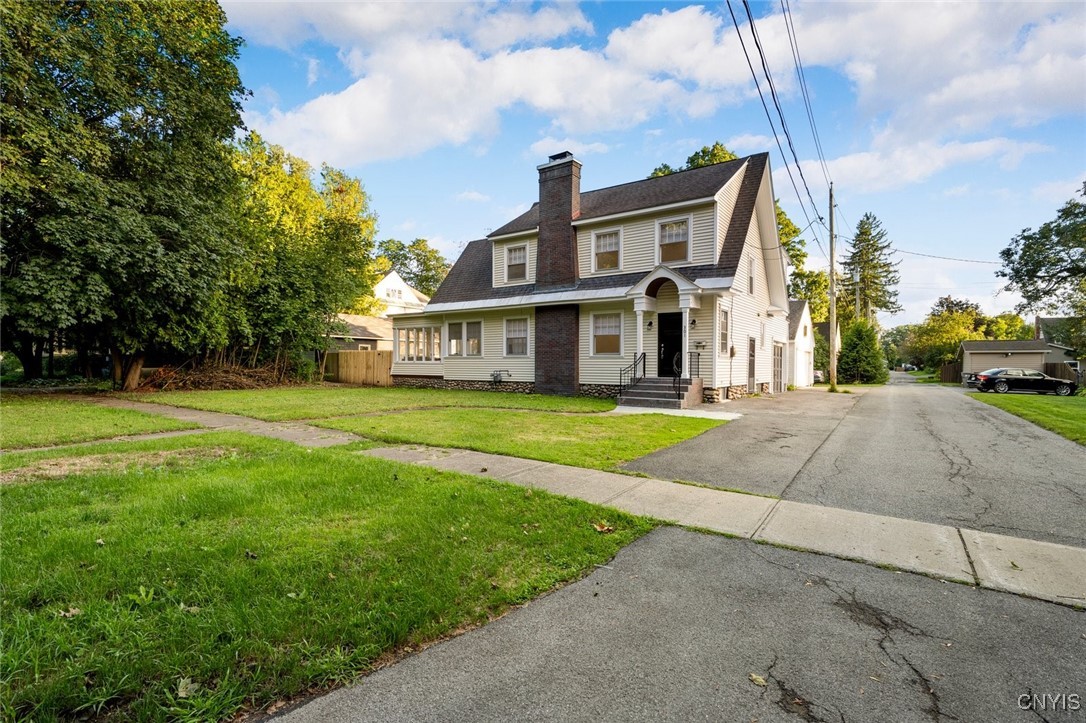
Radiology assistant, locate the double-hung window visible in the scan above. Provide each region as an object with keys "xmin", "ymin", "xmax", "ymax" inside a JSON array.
[
  {"xmin": 594, "ymin": 230, "xmax": 620, "ymax": 271},
  {"xmin": 593, "ymin": 313, "xmax": 622, "ymax": 355},
  {"xmin": 749, "ymin": 258, "xmax": 756, "ymax": 294},
  {"xmin": 507, "ymin": 245, "xmax": 527, "ymax": 282},
  {"xmin": 719, "ymin": 309, "xmax": 729, "ymax": 355},
  {"xmin": 658, "ymin": 218, "xmax": 689, "ymax": 263},
  {"xmin": 396, "ymin": 327, "xmax": 441, "ymax": 361},
  {"xmin": 505, "ymin": 318, "xmax": 528, "ymax": 356},
  {"xmin": 446, "ymin": 321, "xmax": 482, "ymax": 357}
]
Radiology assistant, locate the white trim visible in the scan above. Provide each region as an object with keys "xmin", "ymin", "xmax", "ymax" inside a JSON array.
[
  {"xmin": 488, "ymin": 228, "xmax": 537, "ymax": 241},
  {"xmin": 503, "ymin": 316, "xmax": 530, "ymax": 357},
  {"xmin": 590, "ymin": 311, "xmax": 624, "ymax": 357},
  {"xmin": 445, "ymin": 319, "xmax": 484, "ymax": 358},
  {"xmin": 591, "ymin": 227, "xmax": 623, "ymax": 274},
  {"xmin": 505, "ymin": 243, "xmax": 529, "ymax": 284},
  {"xmin": 575, "ymin": 197, "xmax": 715, "ymax": 227},
  {"xmin": 655, "ymin": 213, "xmax": 694, "ymax": 266}
]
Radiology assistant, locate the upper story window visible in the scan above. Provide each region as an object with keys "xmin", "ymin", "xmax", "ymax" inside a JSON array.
[
  {"xmin": 658, "ymin": 217, "xmax": 690, "ymax": 264},
  {"xmin": 506, "ymin": 245, "xmax": 527, "ymax": 282},
  {"xmin": 386, "ymin": 287, "xmax": 403, "ymax": 299},
  {"xmin": 593, "ymin": 230, "xmax": 621, "ymax": 272},
  {"xmin": 748, "ymin": 257, "xmax": 755, "ymax": 294}
]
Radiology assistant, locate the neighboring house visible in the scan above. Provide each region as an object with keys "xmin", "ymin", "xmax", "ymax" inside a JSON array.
[
  {"xmin": 375, "ymin": 271, "xmax": 429, "ymax": 316},
  {"xmin": 391, "ymin": 151, "xmax": 791, "ymax": 405},
  {"xmin": 1035, "ymin": 316, "xmax": 1082, "ymax": 356},
  {"xmin": 788, "ymin": 299, "xmax": 814, "ymax": 388},
  {"xmin": 958, "ymin": 339, "xmax": 1071, "ymax": 374},
  {"xmin": 329, "ymin": 314, "xmax": 393, "ymax": 351}
]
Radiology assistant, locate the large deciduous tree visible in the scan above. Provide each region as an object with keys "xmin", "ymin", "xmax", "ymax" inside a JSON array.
[
  {"xmin": 840, "ymin": 213, "xmax": 902, "ymax": 322},
  {"xmin": 1, "ymin": 0, "xmax": 246, "ymax": 388},
  {"xmin": 374, "ymin": 238, "xmax": 451, "ymax": 298},
  {"xmin": 998, "ymin": 185, "xmax": 1085, "ymax": 314}
]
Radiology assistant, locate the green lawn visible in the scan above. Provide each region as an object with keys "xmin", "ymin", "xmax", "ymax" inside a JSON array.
[
  {"xmin": 0, "ymin": 433, "xmax": 653, "ymax": 722},
  {"xmin": 971, "ymin": 392, "xmax": 1086, "ymax": 445},
  {"xmin": 0, "ymin": 395, "xmax": 198, "ymax": 450},
  {"xmin": 318, "ymin": 408, "xmax": 725, "ymax": 470},
  {"xmin": 121, "ymin": 386, "xmax": 614, "ymax": 421}
]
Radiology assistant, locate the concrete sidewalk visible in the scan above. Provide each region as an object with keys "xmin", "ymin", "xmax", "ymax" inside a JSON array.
[{"xmin": 363, "ymin": 445, "xmax": 1086, "ymax": 607}]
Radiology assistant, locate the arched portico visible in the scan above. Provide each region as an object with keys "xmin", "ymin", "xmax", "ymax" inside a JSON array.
[{"xmin": 627, "ymin": 266, "xmax": 702, "ymax": 378}]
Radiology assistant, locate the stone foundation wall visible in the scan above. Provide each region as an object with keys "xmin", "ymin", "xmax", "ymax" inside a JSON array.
[
  {"xmin": 392, "ymin": 375, "xmax": 536, "ymax": 394},
  {"xmin": 703, "ymin": 387, "xmax": 723, "ymax": 403},
  {"xmin": 760, "ymin": 382, "xmax": 770, "ymax": 394},
  {"xmin": 725, "ymin": 385, "xmax": 748, "ymax": 400},
  {"xmin": 579, "ymin": 383, "xmax": 620, "ymax": 399}
]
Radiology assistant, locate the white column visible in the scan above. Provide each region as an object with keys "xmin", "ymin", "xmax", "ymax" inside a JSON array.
[
  {"xmin": 635, "ymin": 309, "xmax": 644, "ymax": 358},
  {"xmin": 681, "ymin": 307, "xmax": 689, "ymax": 378}
]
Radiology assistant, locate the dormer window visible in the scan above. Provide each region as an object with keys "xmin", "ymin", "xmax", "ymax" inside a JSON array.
[
  {"xmin": 506, "ymin": 245, "xmax": 527, "ymax": 282},
  {"xmin": 593, "ymin": 230, "xmax": 621, "ymax": 272},
  {"xmin": 657, "ymin": 217, "xmax": 690, "ymax": 264}
]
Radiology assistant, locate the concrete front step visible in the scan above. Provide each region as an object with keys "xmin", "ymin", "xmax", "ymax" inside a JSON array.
[{"xmin": 615, "ymin": 396, "xmax": 684, "ymax": 409}]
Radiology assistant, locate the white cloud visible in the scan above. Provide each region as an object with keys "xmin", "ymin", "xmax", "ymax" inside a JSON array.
[
  {"xmin": 1032, "ymin": 175, "xmax": 1086, "ymax": 204},
  {"xmin": 528, "ymin": 137, "xmax": 609, "ymax": 158},
  {"xmin": 469, "ymin": 5, "xmax": 593, "ymax": 52},
  {"xmin": 725, "ymin": 133, "xmax": 774, "ymax": 154},
  {"xmin": 306, "ymin": 57, "xmax": 319, "ymax": 86},
  {"xmin": 777, "ymin": 138, "xmax": 1051, "ymax": 196},
  {"xmin": 456, "ymin": 190, "xmax": 491, "ymax": 203}
]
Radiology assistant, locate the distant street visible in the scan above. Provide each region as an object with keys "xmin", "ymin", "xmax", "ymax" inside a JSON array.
[{"xmin": 626, "ymin": 373, "xmax": 1086, "ymax": 548}]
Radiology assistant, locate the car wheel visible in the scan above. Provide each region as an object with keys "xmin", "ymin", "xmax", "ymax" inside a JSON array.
[
  {"xmin": 994, "ymin": 380, "xmax": 1009, "ymax": 393},
  {"xmin": 1056, "ymin": 384, "xmax": 1072, "ymax": 396}
]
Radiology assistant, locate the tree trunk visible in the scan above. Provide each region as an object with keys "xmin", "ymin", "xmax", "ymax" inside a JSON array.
[
  {"xmin": 46, "ymin": 331, "xmax": 55, "ymax": 377},
  {"xmin": 12, "ymin": 333, "xmax": 44, "ymax": 379},
  {"xmin": 122, "ymin": 353, "xmax": 145, "ymax": 391}
]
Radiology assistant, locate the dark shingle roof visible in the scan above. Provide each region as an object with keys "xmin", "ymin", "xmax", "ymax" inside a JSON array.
[
  {"xmin": 334, "ymin": 314, "xmax": 392, "ymax": 339},
  {"xmin": 960, "ymin": 340, "xmax": 1051, "ymax": 352},
  {"xmin": 813, "ymin": 321, "xmax": 835, "ymax": 341},
  {"xmin": 788, "ymin": 299, "xmax": 808, "ymax": 339},
  {"xmin": 431, "ymin": 153, "xmax": 769, "ymax": 307},
  {"xmin": 489, "ymin": 156, "xmax": 753, "ymax": 237}
]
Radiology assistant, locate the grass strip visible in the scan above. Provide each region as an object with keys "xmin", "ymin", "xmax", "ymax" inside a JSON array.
[
  {"xmin": 0, "ymin": 432, "xmax": 653, "ymax": 721},
  {"xmin": 119, "ymin": 386, "xmax": 614, "ymax": 421},
  {"xmin": 971, "ymin": 393, "xmax": 1086, "ymax": 445},
  {"xmin": 317, "ymin": 408, "xmax": 725, "ymax": 470},
  {"xmin": 0, "ymin": 395, "xmax": 197, "ymax": 450}
]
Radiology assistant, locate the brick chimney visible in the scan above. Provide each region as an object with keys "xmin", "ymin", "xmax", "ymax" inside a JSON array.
[
  {"xmin": 535, "ymin": 151, "xmax": 580, "ymax": 289},
  {"xmin": 534, "ymin": 151, "xmax": 581, "ymax": 395}
]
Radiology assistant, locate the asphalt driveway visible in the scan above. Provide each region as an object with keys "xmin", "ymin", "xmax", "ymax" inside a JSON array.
[
  {"xmin": 624, "ymin": 377, "xmax": 1086, "ymax": 548},
  {"xmin": 275, "ymin": 528, "xmax": 1085, "ymax": 723}
]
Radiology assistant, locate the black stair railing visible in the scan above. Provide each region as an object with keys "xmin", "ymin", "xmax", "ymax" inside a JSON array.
[
  {"xmin": 619, "ymin": 352, "xmax": 646, "ymax": 395},
  {"xmin": 672, "ymin": 352, "xmax": 701, "ymax": 400}
]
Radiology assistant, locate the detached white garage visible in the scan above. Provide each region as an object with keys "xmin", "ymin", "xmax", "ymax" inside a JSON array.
[{"xmin": 958, "ymin": 340, "xmax": 1059, "ymax": 374}]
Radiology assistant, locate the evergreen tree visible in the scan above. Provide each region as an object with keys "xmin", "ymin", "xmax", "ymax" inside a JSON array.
[
  {"xmin": 837, "ymin": 321, "xmax": 889, "ymax": 384},
  {"xmin": 840, "ymin": 213, "xmax": 902, "ymax": 323}
]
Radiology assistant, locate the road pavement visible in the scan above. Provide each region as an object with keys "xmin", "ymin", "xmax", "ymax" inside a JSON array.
[
  {"xmin": 625, "ymin": 376, "xmax": 1086, "ymax": 548},
  {"xmin": 274, "ymin": 528, "xmax": 1086, "ymax": 723}
]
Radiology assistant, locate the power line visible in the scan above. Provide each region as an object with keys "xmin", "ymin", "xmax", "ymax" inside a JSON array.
[
  {"xmin": 741, "ymin": 0, "xmax": 824, "ymax": 226},
  {"xmin": 724, "ymin": 1, "xmax": 819, "ymax": 240},
  {"xmin": 780, "ymin": 0, "xmax": 830, "ymax": 188},
  {"xmin": 893, "ymin": 249, "xmax": 1003, "ymax": 265}
]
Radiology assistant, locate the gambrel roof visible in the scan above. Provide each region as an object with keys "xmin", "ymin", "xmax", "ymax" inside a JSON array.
[{"xmin": 430, "ymin": 153, "xmax": 774, "ymax": 308}]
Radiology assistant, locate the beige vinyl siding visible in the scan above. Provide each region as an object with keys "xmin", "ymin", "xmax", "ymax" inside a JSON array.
[
  {"xmin": 578, "ymin": 302, "xmax": 637, "ymax": 386},
  {"xmin": 492, "ymin": 237, "xmax": 538, "ymax": 287},
  {"xmin": 709, "ymin": 216, "xmax": 787, "ymax": 390},
  {"xmin": 964, "ymin": 352, "xmax": 1047, "ymax": 375},
  {"xmin": 576, "ymin": 204, "xmax": 716, "ymax": 279},
  {"xmin": 440, "ymin": 309, "xmax": 536, "ymax": 382},
  {"xmin": 714, "ymin": 164, "xmax": 747, "ymax": 260},
  {"xmin": 391, "ymin": 314, "xmax": 445, "ymax": 376}
]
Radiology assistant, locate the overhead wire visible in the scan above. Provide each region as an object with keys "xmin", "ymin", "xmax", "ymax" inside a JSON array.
[{"xmin": 781, "ymin": 0, "xmax": 831, "ymax": 189}]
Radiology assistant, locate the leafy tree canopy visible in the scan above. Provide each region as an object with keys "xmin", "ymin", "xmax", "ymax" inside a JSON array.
[
  {"xmin": 375, "ymin": 238, "xmax": 451, "ymax": 298},
  {"xmin": 1, "ymin": 0, "xmax": 246, "ymax": 385},
  {"xmin": 998, "ymin": 184, "xmax": 1086, "ymax": 315}
]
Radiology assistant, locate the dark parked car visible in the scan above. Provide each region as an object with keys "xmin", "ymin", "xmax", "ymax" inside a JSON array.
[{"xmin": 972, "ymin": 368, "xmax": 1078, "ymax": 396}]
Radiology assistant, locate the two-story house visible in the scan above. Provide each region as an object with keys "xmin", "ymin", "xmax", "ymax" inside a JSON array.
[{"xmin": 391, "ymin": 151, "xmax": 791, "ymax": 405}]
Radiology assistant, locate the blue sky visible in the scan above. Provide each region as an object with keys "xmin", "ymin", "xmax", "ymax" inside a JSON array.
[{"xmin": 223, "ymin": 1, "xmax": 1085, "ymax": 325}]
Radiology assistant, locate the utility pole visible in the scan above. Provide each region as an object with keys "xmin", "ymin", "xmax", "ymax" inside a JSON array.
[
  {"xmin": 828, "ymin": 183, "xmax": 838, "ymax": 392},
  {"xmin": 854, "ymin": 269, "xmax": 861, "ymax": 323}
]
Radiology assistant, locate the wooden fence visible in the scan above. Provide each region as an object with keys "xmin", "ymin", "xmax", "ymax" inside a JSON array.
[
  {"xmin": 1044, "ymin": 362, "xmax": 1081, "ymax": 383},
  {"xmin": 324, "ymin": 350, "xmax": 392, "ymax": 386},
  {"xmin": 939, "ymin": 361, "xmax": 962, "ymax": 383}
]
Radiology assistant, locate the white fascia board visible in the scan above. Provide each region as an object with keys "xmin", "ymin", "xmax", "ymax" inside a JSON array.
[
  {"xmin": 574, "ymin": 197, "xmax": 716, "ymax": 227},
  {"xmin": 695, "ymin": 277, "xmax": 735, "ymax": 290},
  {"xmin": 488, "ymin": 228, "xmax": 537, "ymax": 241},
  {"xmin": 423, "ymin": 287, "xmax": 628, "ymax": 313}
]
